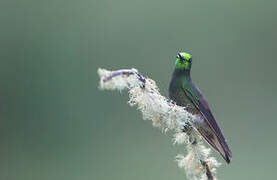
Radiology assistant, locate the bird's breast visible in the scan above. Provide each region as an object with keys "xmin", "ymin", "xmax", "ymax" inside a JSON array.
[{"xmin": 169, "ymin": 87, "xmax": 198, "ymax": 113}]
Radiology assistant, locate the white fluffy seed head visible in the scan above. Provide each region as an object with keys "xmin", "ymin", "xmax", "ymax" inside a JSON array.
[{"xmin": 98, "ymin": 68, "xmax": 221, "ymax": 180}]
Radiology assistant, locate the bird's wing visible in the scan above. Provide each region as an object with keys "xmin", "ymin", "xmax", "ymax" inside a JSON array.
[{"xmin": 182, "ymin": 83, "xmax": 232, "ymax": 163}]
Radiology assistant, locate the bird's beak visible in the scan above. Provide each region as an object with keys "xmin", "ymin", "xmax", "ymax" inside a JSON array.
[{"xmin": 177, "ymin": 53, "xmax": 184, "ymax": 61}]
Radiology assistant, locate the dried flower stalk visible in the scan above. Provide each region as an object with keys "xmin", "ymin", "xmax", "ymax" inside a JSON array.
[{"xmin": 98, "ymin": 68, "xmax": 221, "ymax": 180}]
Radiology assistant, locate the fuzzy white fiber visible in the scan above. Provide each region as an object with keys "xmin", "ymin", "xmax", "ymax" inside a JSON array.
[{"xmin": 98, "ymin": 68, "xmax": 221, "ymax": 180}]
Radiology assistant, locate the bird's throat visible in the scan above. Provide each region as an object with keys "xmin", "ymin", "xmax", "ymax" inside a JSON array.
[{"xmin": 173, "ymin": 68, "xmax": 191, "ymax": 82}]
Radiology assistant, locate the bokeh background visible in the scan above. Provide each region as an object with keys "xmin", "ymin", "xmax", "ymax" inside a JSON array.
[{"xmin": 1, "ymin": 0, "xmax": 277, "ymax": 179}]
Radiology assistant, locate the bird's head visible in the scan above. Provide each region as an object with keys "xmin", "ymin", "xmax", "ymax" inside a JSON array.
[{"xmin": 175, "ymin": 52, "xmax": 192, "ymax": 71}]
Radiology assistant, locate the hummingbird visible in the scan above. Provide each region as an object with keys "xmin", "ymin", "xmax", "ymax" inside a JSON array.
[{"xmin": 169, "ymin": 52, "xmax": 232, "ymax": 163}]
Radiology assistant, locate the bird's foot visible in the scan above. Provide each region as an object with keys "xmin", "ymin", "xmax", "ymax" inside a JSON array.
[
  {"xmin": 181, "ymin": 122, "xmax": 197, "ymax": 145},
  {"xmin": 182, "ymin": 122, "xmax": 193, "ymax": 133}
]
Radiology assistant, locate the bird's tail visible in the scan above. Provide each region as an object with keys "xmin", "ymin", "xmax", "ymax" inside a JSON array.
[{"xmin": 197, "ymin": 123, "xmax": 232, "ymax": 164}]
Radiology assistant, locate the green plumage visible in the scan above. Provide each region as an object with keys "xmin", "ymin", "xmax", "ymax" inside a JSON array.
[{"xmin": 169, "ymin": 52, "xmax": 232, "ymax": 163}]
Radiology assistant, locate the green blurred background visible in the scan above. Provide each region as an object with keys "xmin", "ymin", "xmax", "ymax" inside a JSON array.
[{"xmin": 0, "ymin": 0, "xmax": 277, "ymax": 179}]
